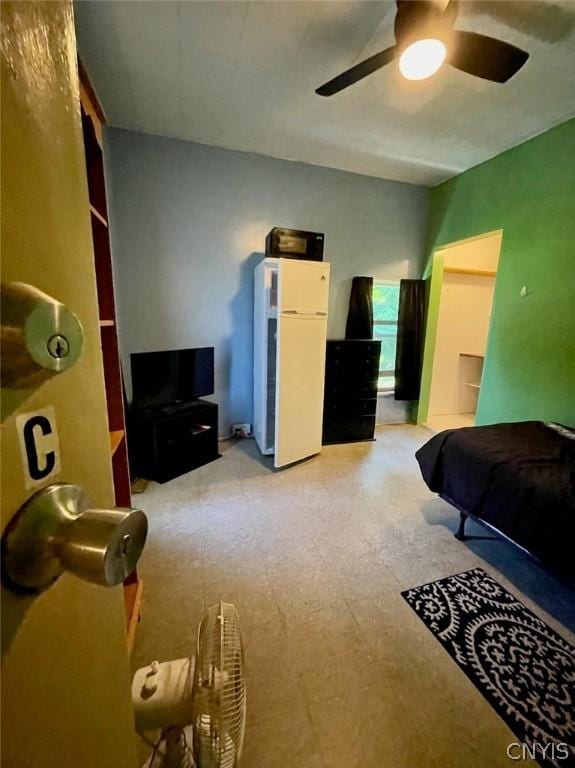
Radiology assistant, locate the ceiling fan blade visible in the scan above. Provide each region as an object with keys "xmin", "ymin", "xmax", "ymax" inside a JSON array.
[
  {"xmin": 450, "ymin": 30, "xmax": 529, "ymax": 82},
  {"xmin": 316, "ymin": 46, "xmax": 396, "ymax": 96}
]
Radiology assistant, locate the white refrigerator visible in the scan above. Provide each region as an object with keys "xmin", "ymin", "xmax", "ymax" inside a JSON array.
[{"xmin": 254, "ymin": 257, "xmax": 330, "ymax": 468}]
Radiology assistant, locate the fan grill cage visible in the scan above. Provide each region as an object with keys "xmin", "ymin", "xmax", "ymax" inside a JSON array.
[{"xmin": 193, "ymin": 602, "xmax": 246, "ymax": 768}]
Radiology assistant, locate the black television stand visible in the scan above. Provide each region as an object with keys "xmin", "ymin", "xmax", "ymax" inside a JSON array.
[
  {"xmin": 154, "ymin": 401, "xmax": 198, "ymax": 417},
  {"xmin": 129, "ymin": 398, "xmax": 220, "ymax": 484}
]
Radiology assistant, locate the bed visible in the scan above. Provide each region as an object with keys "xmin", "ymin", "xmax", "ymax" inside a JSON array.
[{"xmin": 415, "ymin": 421, "xmax": 575, "ymax": 582}]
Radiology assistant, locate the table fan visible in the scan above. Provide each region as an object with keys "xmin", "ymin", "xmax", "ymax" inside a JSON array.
[{"xmin": 132, "ymin": 601, "xmax": 246, "ymax": 768}]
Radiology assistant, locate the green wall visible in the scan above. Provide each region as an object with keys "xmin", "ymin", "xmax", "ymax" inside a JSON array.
[{"xmin": 419, "ymin": 118, "xmax": 575, "ymax": 427}]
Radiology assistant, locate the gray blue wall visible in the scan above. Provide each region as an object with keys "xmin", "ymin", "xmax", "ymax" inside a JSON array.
[{"xmin": 105, "ymin": 128, "xmax": 429, "ymax": 433}]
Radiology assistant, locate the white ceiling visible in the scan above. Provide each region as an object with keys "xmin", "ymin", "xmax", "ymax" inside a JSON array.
[{"xmin": 74, "ymin": 0, "xmax": 575, "ymax": 186}]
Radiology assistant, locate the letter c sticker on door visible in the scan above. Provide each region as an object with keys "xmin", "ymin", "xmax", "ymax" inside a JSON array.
[{"xmin": 16, "ymin": 406, "xmax": 61, "ymax": 489}]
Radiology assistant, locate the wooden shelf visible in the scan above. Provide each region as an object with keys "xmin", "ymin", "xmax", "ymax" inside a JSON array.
[
  {"xmin": 78, "ymin": 58, "xmax": 105, "ymax": 147},
  {"xmin": 123, "ymin": 579, "xmax": 144, "ymax": 654},
  {"xmin": 109, "ymin": 430, "xmax": 124, "ymax": 456},
  {"xmin": 464, "ymin": 382, "xmax": 481, "ymax": 390},
  {"xmin": 81, "ymin": 59, "xmax": 141, "ymax": 651},
  {"xmin": 445, "ymin": 267, "xmax": 496, "ymax": 277},
  {"xmin": 90, "ymin": 204, "xmax": 108, "ymax": 228},
  {"xmin": 460, "ymin": 353, "xmax": 484, "ymax": 359}
]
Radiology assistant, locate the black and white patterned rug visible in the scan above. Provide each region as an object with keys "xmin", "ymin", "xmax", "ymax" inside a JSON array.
[{"xmin": 402, "ymin": 568, "xmax": 575, "ymax": 768}]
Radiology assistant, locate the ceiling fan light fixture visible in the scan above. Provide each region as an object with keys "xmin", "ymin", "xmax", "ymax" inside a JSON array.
[{"xmin": 398, "ymin": 38, "xmax": 447, "ymax": 81}]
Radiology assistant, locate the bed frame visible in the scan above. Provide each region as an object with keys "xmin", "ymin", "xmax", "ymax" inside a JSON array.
[{"xmin": 441, "ymin": 493, "xmax": 574, "ymax": 585}]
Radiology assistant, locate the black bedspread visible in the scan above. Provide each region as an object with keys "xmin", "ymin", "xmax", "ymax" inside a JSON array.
[{"xmin": 416, "ymin": 421, "xmax": 575, "ymax": 580}]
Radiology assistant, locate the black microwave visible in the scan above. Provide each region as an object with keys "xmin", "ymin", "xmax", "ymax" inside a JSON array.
[{"xmin": 265, "ymin": 227, "xmax": 324, "ymax": 262}]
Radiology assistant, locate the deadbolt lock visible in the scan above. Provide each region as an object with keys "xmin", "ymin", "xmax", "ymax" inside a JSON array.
[{"xmin": 1, "ymin": 282, "xmax": 84, "ymax": 389}]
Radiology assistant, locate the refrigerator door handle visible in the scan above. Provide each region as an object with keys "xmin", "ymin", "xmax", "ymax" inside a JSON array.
[{"xmin": 281, "ymin": 310, "xmax": 327, "ymax": 317}]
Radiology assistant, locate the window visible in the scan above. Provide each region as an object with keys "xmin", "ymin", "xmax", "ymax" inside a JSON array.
[{"xmin": 373, "ymin": 282, "xmax": 400, "ymax": 392}]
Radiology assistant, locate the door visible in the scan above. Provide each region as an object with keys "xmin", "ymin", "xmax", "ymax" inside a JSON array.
[
  {"xmin": 274, "ymin": 314, "xmax": 328, "ymax": 468},
  {"xmin": 1, "ymin": 4, "xmax": 138, "ymax": 767},
  {"xmin": 278, "ymin": 259, "xmax": 330, "ymax": 314}
]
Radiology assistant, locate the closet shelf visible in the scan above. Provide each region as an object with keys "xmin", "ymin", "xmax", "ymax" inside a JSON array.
[
  {"xmin": 464, "ymin": 382, "xmax": 481, "ymax": 390},
  {"xmin": 109, "ymin": 430, "xmax": 124, "ymax": 456},
  {"xmin": 99, "ymin": 319, "xmax": 115, "ymax": 327},
  {"xmin": 90, "ymin": 204, "xmax": 108, "ymax": 228},
  {"xmin": 444, "ymin": 267, "xmax": 496, "ymax": 277},
  {"xmin": 124, "ymin": 578, "xmax": 144, "ymax": 654},
  {"xmin": 460, "ymin": 353, "xmax": 484, "ymax": 359}
]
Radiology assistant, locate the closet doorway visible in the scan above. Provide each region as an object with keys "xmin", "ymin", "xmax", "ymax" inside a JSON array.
[{"xmin": 423, "ymin": 230, "xmax": 502, "ymax": 432}]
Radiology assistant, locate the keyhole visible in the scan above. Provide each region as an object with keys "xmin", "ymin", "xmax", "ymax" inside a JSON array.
[
  {"xmin": 47, "ymin": 334, "xmax": 70, "ymax": 359},
  {"xmin": 120, "ymin": 534, "xmax": 132, "ymax": 557}
]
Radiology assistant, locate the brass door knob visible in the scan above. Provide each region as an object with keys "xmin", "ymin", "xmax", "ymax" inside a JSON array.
[{"xmin": 2, "ymin": 484, "xmax": 148, "ymax": 592}]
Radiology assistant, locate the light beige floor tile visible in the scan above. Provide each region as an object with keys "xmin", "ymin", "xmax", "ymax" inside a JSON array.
[
  {"xmin": 273, "ymin": 577, "xmax": 343, "ymax": 621},
  {"xmin": 325, "ymin": 551, "xmax": 401, "ymax": 602},
  {"xmin": 286, "ymin": 603, "xmax": 367, "ymax": 667},
  {"xmin": 243, "ymin": 615, "xmax": 309, "ymax": 726},
  {"xmin": 242, "ymin": 705, "xmax": 326, "ymax": 768},
  {"xmin": 307, "ymin": 686, "xmax": 439, "ymax": 768}
]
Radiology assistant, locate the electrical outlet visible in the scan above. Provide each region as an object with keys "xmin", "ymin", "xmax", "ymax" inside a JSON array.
[{"xmin": 231, "ymin": 423, "xmax": 251, "ymax": 438}]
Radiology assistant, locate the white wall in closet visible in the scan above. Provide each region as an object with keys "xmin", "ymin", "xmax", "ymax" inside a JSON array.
[
  {"xmin": 428, "ymin": 272, "xmax": 495, "ymax": 418},
  {"xmin": 442, "ymin": 231, "xmax": 502, "ymax": 272}
]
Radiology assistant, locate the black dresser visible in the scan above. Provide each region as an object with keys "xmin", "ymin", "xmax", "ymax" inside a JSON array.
[{"xmin": 322, "ymin": 339, "xmax": 381, "ymax": 444}]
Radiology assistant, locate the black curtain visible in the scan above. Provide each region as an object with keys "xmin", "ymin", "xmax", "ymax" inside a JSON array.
[
  {"xmin": 395, "ymin": 279, "xmax": 426, "ymax": 400},
  {"xmin": 345, "ymin": 276, "xmax": 373, "ymax": 339}
]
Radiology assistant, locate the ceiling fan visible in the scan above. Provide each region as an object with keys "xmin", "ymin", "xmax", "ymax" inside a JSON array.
[{"xmin": 315, "ymin": 0, "xmax": 529, "ymax": 96}]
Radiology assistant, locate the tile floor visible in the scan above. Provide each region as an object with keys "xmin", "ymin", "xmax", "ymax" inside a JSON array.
[
  {"xmin": 425, "ymin": 413, "xmax": 475, "ymax": 431},
  {"xmin": 133, "ymin": 425, "xmax": 574, "ymax": 768}
]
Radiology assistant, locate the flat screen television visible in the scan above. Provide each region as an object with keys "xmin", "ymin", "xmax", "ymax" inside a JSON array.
[{"xmin": 131, "ymin": 347, "xmax": 214, "ymax": 409}]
